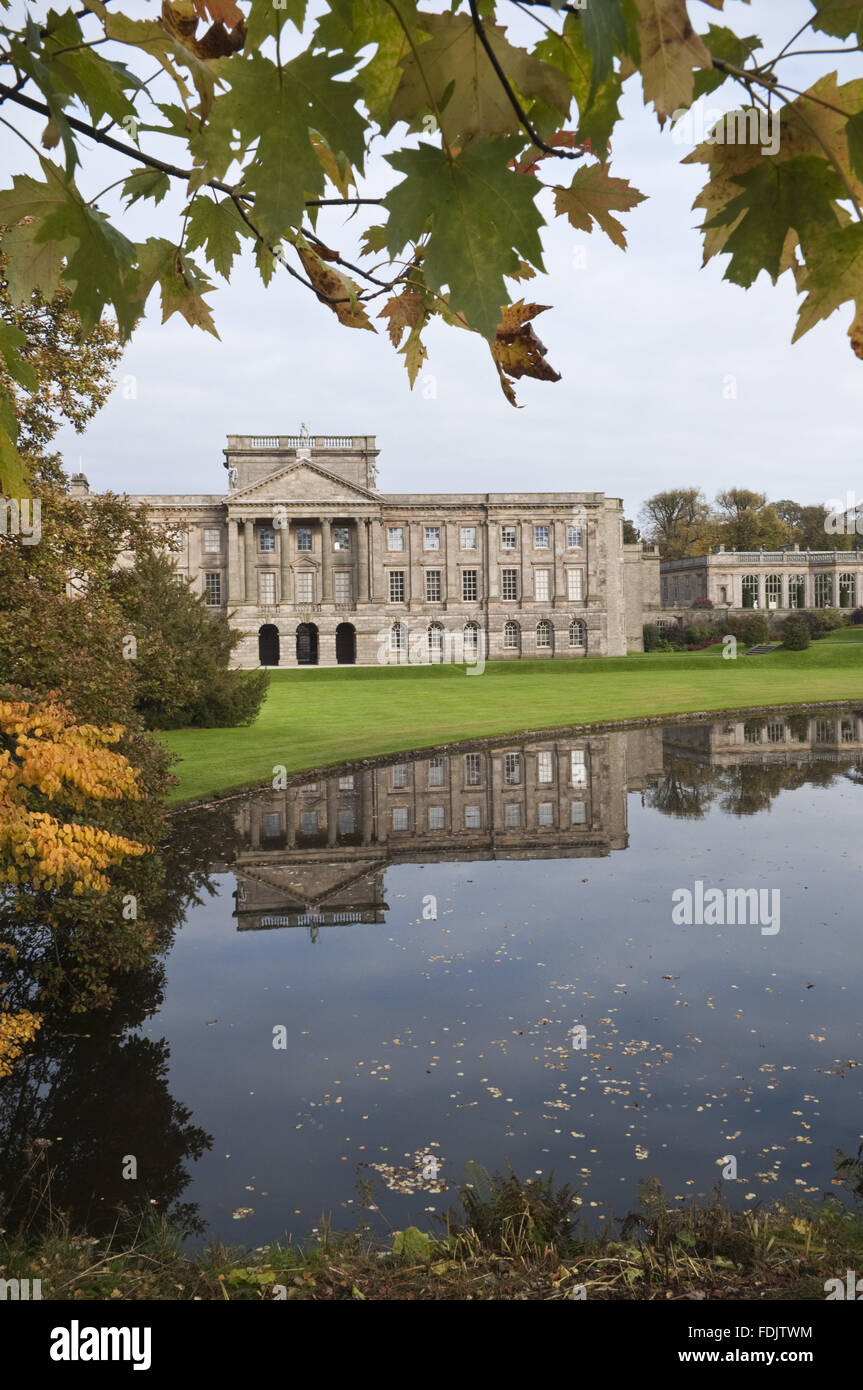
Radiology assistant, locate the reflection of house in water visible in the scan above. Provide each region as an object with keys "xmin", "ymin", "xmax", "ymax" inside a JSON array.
[
  {"xmin": 663, "ymin": 711, "xmax": 863, "ymax": 766},
  {"xmin": 221, "ymin": 730, "xmax": 665, "ymax": 933}
]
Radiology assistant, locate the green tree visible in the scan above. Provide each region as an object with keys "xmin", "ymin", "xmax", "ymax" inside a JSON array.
[
  {"xmin": 714, "ymin": 489, "xmax": 790, "ymax": 551},
  {"xmin": 782, "ymin": 613, "xmax": 811, "ymax": 649},
  {"xmin": 774, "ymin": 499, "xmax": 853, "ymax": 551},
  {"xmin": 638, "ymin": 487, "xmax": 715, "ymax": 559}
]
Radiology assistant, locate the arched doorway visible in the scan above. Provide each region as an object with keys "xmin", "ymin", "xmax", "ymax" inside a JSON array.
[
  {"xmin": 335, "ymin": 622, "xmax": 356, "ymax": 665},
  {"xmin": 258, "ymin": 624, "xmax": 280, "ymax": 666},
  {"xmin": 296, "ymin": 622, "xmax": 318, "ymax": 666}
]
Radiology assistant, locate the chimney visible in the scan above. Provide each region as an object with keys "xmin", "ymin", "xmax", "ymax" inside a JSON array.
[{"xmin": 68, "ymin": 473, "xmax": 90, "ymax": 496}]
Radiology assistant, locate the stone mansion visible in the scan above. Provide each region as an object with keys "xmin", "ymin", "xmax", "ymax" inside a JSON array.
[{"xmin": 72, "ymin": 431, "xmax": 660, "ymax": 668}]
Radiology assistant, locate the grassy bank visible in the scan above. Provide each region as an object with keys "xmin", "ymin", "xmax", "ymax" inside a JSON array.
[{"xmin": 162, "ymin": 632, "xmax": 863, "ymax": 803}]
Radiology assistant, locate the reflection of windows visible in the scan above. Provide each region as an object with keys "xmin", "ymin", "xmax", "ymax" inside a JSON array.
[
  {"xmin": 503, "ymin": 619, "xmax": 520, "ymax": 649},
  {"xmin": 203, "ymin": 527, "xmax": 221, "ymax": 552},
  {"xmin": 461, "ymin": 526, "xmax": 477, "ymax": 550},
  {"xmin": 428, "ymin": 757, "xmax": 445, "ymax": 787},
  {"xmin": 428, "ymin": 806, "xmax": 445, "ymax": 830},
  {"xmin": 570, "ymin": 801, "xmax": 586, "ymax": 825},
  {"xmin": 296, "ymin": 527, "xmax": 312, "ymax": 552},
  {"xmin": 334, "ymin": 571, "xmax": 352, "ymax": 603},
  {"xmin": 338, "ymin": 809, "xmax": 355, "ymax": 835},
  {"xmin": 537, "ymin": 751, "xmax": 553, "ymax": 783},
  {"xmin": 567, "ymin": 525, "xmax": 583, "ymax": 548},
  {"xmin": 501, "ymin": 525, "xmax": 517, "ymax": 549},
  {"xmin": 465, "ymin": 752, "xmax": 482, "ymax": 785},
  {"xmin": 263, "ymin": 812, "xmax": 282, "ymax": 837},
  {"xmin": 424, "ymin": 526, "xmax": 440, "ymax": 550},
  {"xmin": 571, "ymin": 750, "xmax": 587, "ymax": 787},
  {"xmin": 391, "ymin": 764, "xmax": 408, "ymax": 788},
  {"xmin": 464, "ymin": 805, "xmax": 481, "ymax": 828},
  {"xmin": 338, "ymin": 775, "xmax": 354, "ymax": 790},
  {"xmin": 204, "ymin": 572, "xmax": 222, "ymax": 605},
  {"xmin": 425, "ymin": 569, "xmax": 442, "ymax": 602},
  {"xmin": 534, "ymin": 525, "xmax": 550, "ymax": 549},
  {"xmin": 301, "ymin": 811, "xmax": 318, "ymax": 835},
  {"xmin": 502, "ymin": 569, "xmax": 518, "ymax": 601},
  {"xmin": 534, "ymin": 570, "xmax": 550, "ymax": 601},
  {"xmin": 259, "ymin": 527, "xmax": 275, "ymax": 552},
  {"xmin": 567, "ymin": 570, "xmax": 583, "ymax": 601},
  {"xmin": 841, "ymin": 719, "xmax": 855, "ymax": 743},
  {"xmin": 392, "ymin": 806, "xmax": 409, "ymax": 830},
  {"xmin": 387, "ymin": 526, "xmax": 404, "ymax": 551},
  {"xmin": 504, "ymin": 753, "xmax": 521, "ymax": 785},
  {"xmin": 744, "ymin": 724, "xmax": 762, "ymax": 744},
  {"xmin": 333, "ymin": 526, "xmax": 350, "ymax": 550},
  {"xmin": 816, "ymin": 719, "xmax": 836, "ymax": 743},
  {"xmin": 462, "ymin": 569, "xmax": 478, "ymax": 602},
  {"xmin": 389, "ymin": 571, "xmax": 405, "ymax": 603},
  {"xmin": 296, "ymin": 572, "xmax": 314, "ymax": 604},
  {"xmin": 504, "ymin": 803, "xmax": 522, "ymax": 828},
  {"xmin": 258, "ymin": 572, "xmax": 276, "ymax": 604},
  {"xmin": 538, "ymin": 802, "xmax": 554, "ymax": 827},
  {"xmin": 767, "ymin": 722, "xmax": 785, "ymax": 743}
]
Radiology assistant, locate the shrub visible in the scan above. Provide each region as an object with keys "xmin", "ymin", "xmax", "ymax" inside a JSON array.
[
  {"xmin": 851, "ymin": 607, "xmax": 863, "ymax": 626},
  {"xmin": 683, "ymin": 623, "xmax": 716, "ymax": 646},
  {"xmin": 725, "ymin": 613, "xmax": 769, "ymax": 646},
  {"xmin": 692, "ymin": 597, "xmax": 714, "ymax": 609},
  {"xmin": 782, "ymin": 614, "xmax": 810, "ymax": 650}
]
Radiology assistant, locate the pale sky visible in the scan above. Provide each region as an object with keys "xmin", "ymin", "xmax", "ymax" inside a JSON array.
[{"xmin": 4, "ymin": 0, "xmax": 861, "ymax": 521}]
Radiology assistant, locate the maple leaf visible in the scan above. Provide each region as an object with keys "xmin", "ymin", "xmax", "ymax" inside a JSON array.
[
  {"xmin": 295, "ymin": 241, "xmax": 376, "ymax": 331},
  {"xmin": 378, "ymin": 287, "xmax": 425, "ymax": 347},
  {"xmin": 553, "ymin": 162, "xmax": 647, "ymax": 249},
  {"xmin": 536, "ymin": 14, "xmax": 622, "ymax": 155},
  {"xmin": 127, "ymin": 237, "xmax": 219, "ymax": 336},
  {"xmin": 390, "ymin": 13, "xmax": 571, "ymax": 147},
  {"xmin": 192, "ymin": 0, "xmax": 243, "ymax": 28},
  {"xmin": 491, "ymin": 301, "xmax": 561, "ymax": 407},
  {"xmin": 634, "ymin": 0, "xmax": 712, "ymax": 122},
  {"xmin": 580, "ymin": 0, "xmax": 633, "ymax": 98},
  {"xmin": 384, "ymin": 140, "xmax": 545, "ymax": 341},
  {"xmin": 122, "ymin": 169, "xmax": 171, "ymax": 209},
  {"xmin": 794, "ymin": 222, "xmax": 863, "ymax": 360},
  {"xmin": 184, "ymin": 195, "xmax": 252, "ymax": 278},
  {"xmin": 811, "ymin": 0, "xmax": 863, "ymax": 45}
]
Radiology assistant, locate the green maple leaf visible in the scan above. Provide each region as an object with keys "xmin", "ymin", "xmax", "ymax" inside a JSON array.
[
  {"xmin": 390, "ymin": 13, "xmax": 571, "ymax": 146},
  {"xmin": 581, "ymin": 0, "xmax": 636, "ymax": 97},
  {"xmin": 245, "ymin": 0, "xmax": 307, "ymax": 54},
  {"xmin": 384, "ymin": 140, "xmax": 544, "ymax": 341},
  {"xmin": 793, "ymin": 222, "xmax": 863, "ymax": 357},
  {"xmin": 122, "ymin": 169, "xmax": 171, "ymax": 209},
  {"xmin": 536, "ymin": 14, "xmax": 622, "ymax": 155},
  {"xmin": 692, "ymin": 25, "xmax": 762, "ymax": 101},
  {"xmin": 184, "ymin": 196, "xmax": 252, "ymax": 278},
  {"xmin": 846, "ymin": 111, "xmax": 863, "ymax": 184},
  {"xmin": 0, "ymin": 321, "xmax": 38, "ymax": 394},
  {"xmin": 0, "ymin": 426, "xmax": 29, "ymax": 499},
  {"xmin": 705, "ymin": 155, "xmax": 846, "ymax": 286},
  {"xmin": 126, "ymin": 238, "xmax": 219, "ymax": 337},
  {"xmin": 811, "ymin": 0, "xmax": 863, "ymax": 44},
  {"xmin": 0, "ymin": 216, "xmax": 68, "ymax": 305},
  {"xmin": 554, "ymin": 161, "xmax": 647, "ymax": 249}
]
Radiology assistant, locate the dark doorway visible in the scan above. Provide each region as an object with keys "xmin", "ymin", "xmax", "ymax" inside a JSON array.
[
  {"xmin": 335, "ymin": 622, "xmax": 356, "ymax": 665},
  {"xmin": 296, "ymin": 623, "xmax": 318, "ymax": 666},
  {"xmin": 258, "ymin": 624, "xmax": 280, "ymax": 666}
]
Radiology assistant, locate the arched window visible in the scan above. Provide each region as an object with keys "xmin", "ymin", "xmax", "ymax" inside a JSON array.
[
  {"xmin": 839, "ymin": 572, "xmax": 857, "ymax": 608},
  {"xmin": 428, "ymin": 622, "xmax": 444, "ymax": 661},
  {"xmin": 464, "ymin": 622, "xmax": 480, "ymax": 658},
  {"xmin": 765, "ymin": 574, "xmax": 782, "ymax": 608},
  {"xmin": 503, "ymin": 620, "xmax": 520, "ymax": 650},
  {"xmin": 741, "ymin": 575, "xmax": 759, "ymax": 608},
  {"xmin": 536, "ymin": 619, "xmax": 553, "ymax": 650},
  {"xmin": 814, "ymin": 573, "xmax": 834, "ymax": 608},
  {"xmin": 569, "ymin": 618, "xmax": 586, "ymax": 648},
  {"xmin": 389, "ymin": 621, "xmax": 407, "ymax": 653}
]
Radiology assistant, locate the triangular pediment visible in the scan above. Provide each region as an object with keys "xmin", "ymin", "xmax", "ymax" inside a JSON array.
[{"xmin": 228, "ymin": 460, "xmax": 377, "ymax": 505}]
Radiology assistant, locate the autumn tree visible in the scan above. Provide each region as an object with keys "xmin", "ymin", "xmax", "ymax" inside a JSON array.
[
  {"xmin": 638, "ymin": 486, "xmax": 715, "ymax": 559},
  {"xmin": 714, "ymin": 487, "xmax": 790, "ymax": 551},
  {"xmin": 0, "ymin": 2, "xmax": 862, "ymax": 486},
  {"xmin": 774, "ymin": 497, "xmax": 853, "ymax": 550}
]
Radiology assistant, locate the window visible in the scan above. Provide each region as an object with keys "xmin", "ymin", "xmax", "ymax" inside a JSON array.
[
  {"xmin": 425, "ymin": 569, "xmax": 442, "ymax": 602},
  {"xmin": 424, "ymin": 526, "xmax": 440, "ymax": 550},
  {"xmin": 296, "ymin": 526, "xmax": 312, "ymax": 552},
  {"xmin": 338, "ymin": 809, "xmax": 356, "ymax": 835},
  {"xmin": 263, "ymin": 812, "xmax": 282, "ymax": 838},
  {"xmin": 765, "ymin": 574, "xmax": 782, "ymax": 608},
  {"xmin": 502, "ymin": 569, "xmax": 518, "ymax": 601},
  {"xmin": 503, "ymin": 619, "xmax": 520, "ymax": 649},
  {"xmin": 334, "ymin": 571, "xmax": 352, "ymax": 603},
  {"xmin": 461, "ymin": 526, "xmax": 477, "ymax": 550},
  {"xmin": 767, "ymin": 722, "xmax": 786, "ymax": 743},
  {"xmin": 464, "ymin": 805, "xmax": 482, "ymax": 828},
  {"xmin": 534, "ymin": 570, "xmax": 550, "ymax": 601},
  {"xmin": 333, "ymin": 526, "xmax": 350, "ymax": 551},
  {"xmin": 428, "ymin": 623, "xmax": 444, "ymax": 660},
  {"xmin": 501, "ymin": 524, "xmax": 517, "ymax": 550},
  {"xmin": 567, "ymin": 569, "xmax": 583, "ymax": 601},
  {"xmin": 840, "ymin": 572, "xmax": 857, "ymax": 608},
  {"xmin": 389, "ymin": 570, "xmax": 406, "ymax": 603},
  {"xmin": 816, "ymin": 719, "xmax": 836, "ymax": 743},
  {"xmin": 258, "ymin": 572, "xmax": 276, "ymax": 604},
  {"xmin": 538, "ymin": 802, "xmax": 554, "ymax": 827},
  {"xmin": 744, "ymin": 723, "xmax": 762, "ymax": 744},
  {"xmin": 204, "ymin": 572, "xmax": 222, "ymax": 605},
  {"xmin": 504, "ymin": 803, "xmax": 522, "ymax": 828},
  {"xmin": 203, "ymin": 527, "xmax": 221, "ymax": 553},
  {"xmin": 569, "ymin": 618, "xmax": 586, "ymax": 648},
  {"xmin": 570, "ymin": 801, "xmax": 587, "ymax": 825},
  {"xmin": 391, "ymin": 764, "xmax": 408, "ymax": 788},
  {"xmin": 571, "ymin": 750, "xmax": 586, "ymax": 787},
  {"xmin": 259, "ymin": 526, "xmax": 275, "ymax": 552},
  {"xmin": 390, "ymin": 621, "xmax": 407, "ymax": 652},
  {"xmin": 462, "ymin": 569, "xmax": 478, "ymax": 602},
  {"xmin": 537, "ymin": 750, "xmax": 553, "ymax": 783},
  {"xmin": 465, "ymin": 752, "xmax": 482, "ymax": 785},
  {"xmin": 788, "ymin": 575, "xmax": 805, "ymax": 608},
  {"xmin": 814, "ymin": 573, "xmax": 834, "ymax": 608},
  {"xmin": 741, "ymin": 574, "xmax": 759, "ymax": 608},
  {"xmin": 567, "ymin": 525, "xmax": 583, "ymax": 548},
  {"xmin": 534, "ymin": 524, "xmax": 550, "ymax": 549},
  {"xmin": 536, "ymin": 619, "xmax": 553, "ymax": 649},
  {"xmin": 392, "ymin": 807, "xmax": 409, "ymax": 830},
  {"xmin": 296, "ymin": 572, "xmax": 314, "ymax": 604},
  {"xmin": 428, "ymin": 757, "xmax": 445, "ymax": 787},
  {"xmin": 338, "ymin": 775, "xmax": 355, "ymax": 790},
  {"xmin": 464, "ymin": 622, "xmax": 480, "ymax": 658},
  {"xmin": 388, "ymin": 526, "xmax": 404, "ymax": 552},
  {"xmin": 504, "ymin": 753, "xmax": 521, "ymax": 785},
  {"xmin": 428, "ymin": 806, "xmax": 445, "ymax": 830},
  {"xmin": 301, "ymin": 811, "xmax": 319, "ymax": 835}
]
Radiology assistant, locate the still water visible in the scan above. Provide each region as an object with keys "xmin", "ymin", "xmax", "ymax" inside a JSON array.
[{"xmin": 12, "ymin": 712, "xmax": 863, "ymax": 1244}]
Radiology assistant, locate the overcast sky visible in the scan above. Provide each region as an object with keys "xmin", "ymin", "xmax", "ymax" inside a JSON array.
[{"xmin": 6, "ymin": 0, "xmax": 862, "ymax": 522}]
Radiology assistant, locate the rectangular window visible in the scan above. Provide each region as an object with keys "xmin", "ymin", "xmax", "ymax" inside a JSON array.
[
  {"xmin": 465, "ymin": 752, "xmax": 482, "ymax": 785},
  {"xmin": 567, "ymin": 525, "xmax": 583, "ymax": 548},
  {"xmin": 203, "ymin": 527, "xmax": 221, "ymax": 553},
  {"xmin": 460, "ymin": 526, "xmax": 477, "ymax": 550},
  {"xmin": 301, "ymin": 811, "xmax": 318, "ymax": 835},
  {"xmin": 428, "ymin": 806, "xmax": 445, "ymax": 830},
  {"xmin": 258, "ymin": 572, "xmax": 276, "ymax": 604},
  {"xmin": 333, "ymin": 526, "xmax": 350, "ymax": 551},
  {"xmin": 424, "ymin": 526, "xmax": 440, "ymax": 550},
  {"xmin": 570, "ymin": 801, "xmax": 587, "ymax": 825},
  {"xmin": 389, "ymin": 570, "xmax": 405, "ymax": 603},
  {"xmin": 392, "ymin": 807, "xmax": 409, "ymax": 830},
  {"xmin": 388, "ymin": 526, "xmax": 404, "ymax": 551},
  {"xmin": 567, "ymin": 569, "xmax": 584, "ymax": 601},
  {"xmin": 391, "ymin": 764, "xmax": 409, "ymax": 788},
  {"xmin": 501, "ymin": 525, "xmax": 517, "ymax": 550},
  {"xmin": 502, "ymin": 569, "xmax": 518, "ymax": 601},
  {"xmin": 263, "ymin": 812, "xmax": 283, "ymax": 838},
  {"xmin": 334, "ymin": 571, "xmax": 352, "ymax": 603},
  {"xmin": 504, "ymin": 803, "xmax": 522, "ymax": 828},
  {"xmin": 338, "ymin": 775, "xmax": 355, "ymax": 790},
  {"xmin": 425, "ymin": 569, "xmax": 442, "ymax": 602},
  {"xmin": 338, "ymin": 809, "xmax": 355, "ymax": 835},
  {"xmin": 464, "ymin": 805, "xmax": 482, "ymax": 829},
  {"xmin": 428, "ymin": 757, "xmax": 445, "ymax": 787},
  {"xmin": 462, "ymin": 569, "xmax": 478, "ymax": 602},
  {"xmin": 537, "ymin": 750, "xmax": 553, "ymax": 783},
  {"xmin": 504, "ymin": 753, "xmax": 521, "ymax": 785},
  {"xmin": 534, "ymin": 569, "xmax": 550, "ymax": 601},
  {"xmin": 296, "ymin": 526, "xmax": 312, "ymax": 552},
  {"xmin": 204, "ymin": 572, "xmax": 222, "ymax": 606},
  {"xmin": 534, "ymin": 524, "xmax": 550, "ymax": 549},
  {"xmin": 296, "ymin": 572, "xmax": 314, "ymax": 604},
  {"xmin": 538, "ymin": 802, "xmax": 554, "ymax": 827},
  {"xmin": 571, "ymin": 750, "xmax": 587, "ymax": 788},
  {"xmin": 259, "ymin": 527, "xmax": 275, "ymax": 552}
]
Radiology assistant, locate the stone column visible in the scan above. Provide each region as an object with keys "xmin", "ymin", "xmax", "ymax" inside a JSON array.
[
  {"xmin": 553, "ymin": 518, "xmax": 565, "ymax": 601},
  {"xmin": 358, "ymin": 518, "xmax": 370, "ymax": 602},
  {"xmin": 518, "ymin": 521, "xmax": 525, "ymax": 607},
  {"xmin": 320, "ymin": 517, "xmax": 333, "ymax": 601},
  {"xmin": 228, "ymin": 518, "xmax": 241, "ymax": 602},
  {"xmin": 244, "ymin": 518, "xmax": 256, "ymax": 605},
  {"xmin": 280, "ymin": 521, "xmax": 292, "ymax": 605},
  {"xmin": 326, "ymin": 779, "xmax": 338, "ymax": 845},
  {"xmin": 371, "ymin": 518, "xmax": 384, "ymax": 602},
  {"xmin": 446, "ymin": 521, "xmax": 459, "ymax": 602}
]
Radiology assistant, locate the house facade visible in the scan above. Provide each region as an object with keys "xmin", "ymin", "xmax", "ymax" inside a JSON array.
[
  {"xmin": 71, "ymin": 431, "xmax": 660, "ymax": 668},
  {"xmin": 660, "ymin": 547, "xmax": 863, "ymax": 616}
]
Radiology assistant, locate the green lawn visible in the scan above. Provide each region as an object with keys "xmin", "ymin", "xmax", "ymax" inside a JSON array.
[{"xmin": 162, "ymin": 630, "xmax": 863, "ymax": 803}]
